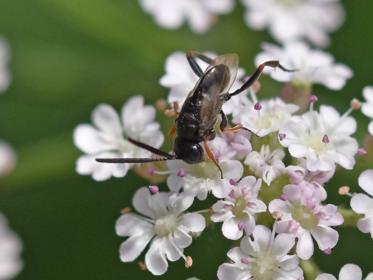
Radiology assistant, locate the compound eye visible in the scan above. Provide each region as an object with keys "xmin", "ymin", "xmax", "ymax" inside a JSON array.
[{"xmin": 188, "ymin": 144, "xmax": 204, "ymax": 163}]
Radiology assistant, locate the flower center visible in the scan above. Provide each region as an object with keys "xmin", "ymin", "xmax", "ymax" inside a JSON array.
[
  {"xmin": 154, "ymin": 214, "xmax": 178, "ymax": 237},
  {"xmin": 278, "ymin": 0, "xmax": 299, "ymax": 6},
  {"xmin": 232, "ymin": 196, "xmax": 248, "ymax": 219},
  {"xmin": 187, "ymin": 162, "xmax": 219, "ymax": 179},
  {"xmin": 305, "ymin": 133, "xmax": 328, "ymax": 153},
  {"xmin": 251, "ymin": 251, "xmax": 279, "ymax": 280},
  {"xmin": 291, "ymin": 203, "xmax": 319, "ymax": 230},
  {"xmin": 254, "ymin": 113, "xmax": 272, "ymax": 129}
]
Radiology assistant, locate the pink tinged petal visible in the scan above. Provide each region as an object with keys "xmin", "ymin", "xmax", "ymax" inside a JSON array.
[
  {"xmin": 221, "ymin": 160, "xmax": 244, "ymax": 180},
  {"xmin": 350, "ymin": 194, "xmax": 373, "ymax": 214},
  {"xmin": 212, "ymin": 179, "xmax": 233, "ymax": 199},
  {"xmin": 222, "ymin": 218, "xmax": 243, "ymax": 240},
  {"xmin": 296, "ymin": 231, "xmax": 314, "ymax": 260},
  {"xmin": 272, "ymin": 233, "xmax": 295, "ymax": 257},
  {"xmin": 115, "ymin": 214, "xmax": 153, "ymax": 237},
  {"xmin": 311, "ymin": 226, "xmax": 339, "ymax": 251},
  {"xmin": 356, "ymin": 217, "xmax": 373, "ymax": 234},
  {"xmin": 339, "ymin": 264, "xmax": 363, "ymax": 280},
  {"xmin": 252, "ymin": 225, "xmax": 272, "ymax": 251},
  {"xmin": 132, "ymin": 187, "xmax": 156, "ymax": 219},
  {"xmin": 166, "ymin": 174, "xmax": 184, "ymax": 193},
  {"xmin": 358, "ymin": 170, "xmax": 373, "ymax": 196},
  {"xmin": 145, "ymin": 239, "xmax": 168, "ymax": 276},
  {"xmin": 269, "ymin": 199, "xmax": 290, "ymax": 215},
  {"xmin": 119, "ymin": 232, "xmax": 154, "ymax": 262},
  {"xmin": 316, "ymin": 274, "xmax": 338, "ymax": 280},
  {"xmin": 180, "ymin": 213, "xmax": 206, "ymax": 233},
  {"xmin": 217, "ymin": 263, "xmax": 249, "ymax": 280}
]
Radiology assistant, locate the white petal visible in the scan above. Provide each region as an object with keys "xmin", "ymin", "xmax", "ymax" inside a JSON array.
[
  {"xmin": 357, "ymin": 217, "xmax": 373, "ymax": 234},
  {"xmin": 316, "ymin": 273, "xmax": 337, "ymax": 280},
  {"xmin": 339, "ymin": 264, "xmax": 363, "ymax": 280},
  {"xmin": 180, "ymin": 213, "xmax": 206, "ymax": 233},
  {"xmin": 92, "ymin": 104, "xmax": 122, "ymax": 137},
  {"xmin": 365, "ymin": 273, "xmax": 373, "ymax": 280},
  {"xmin": 222, "ymin": 218, "xmax": 243, "ymax": 240},
  {"xmin": 173, "ymin": 228, "xmax": 192, "ymax": 248},
  {"xmin": 145, "ymin": 239, "xmax": 168, "ymax": 276},
  {"xmin": 358, "ymin": 170, "xmax": 373, "ymax": 196},
  {"xmin": 226, "ymin": 247, "xmax": 246, "ymax": 264},
  {"xmin": 296, "ymin": 231, "xmax": 314, "ymax": 260},
  {"xmin": 272, "ymin": 233, "xmax": 295, "ymax": 257},
  {"xmin": 115, "ymin": 214, "xmax": 152, "ymax": 236},
  {"xmin": 119, "ymin": 232, "xmax": 153, "ymax": 262},
  {"xmin": 73, "ymin": 125, "xmax": 116, "ymax": 154},
  {"xmin": 350, "ymin": 193, "xmax": 373, "ymax": 214},
  {"xmin": 132, "ymin": 187, "xmax": 155, "ymax": 218},
  {"xmin": 240, "ymin": 236, "xmax": 256, "ymax": 256},
  {"xmin": 217, "ymin": 263, "xmax": 248, "ymax": 280},
  {"xmin": 252, "ymin": 225, "xmax": 271, "ymax": 251}
]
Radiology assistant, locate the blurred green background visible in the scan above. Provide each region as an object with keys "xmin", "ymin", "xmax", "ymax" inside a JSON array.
[{"xmin": 0, "ymin": 0, "xmax": 372, "ymax": 279}]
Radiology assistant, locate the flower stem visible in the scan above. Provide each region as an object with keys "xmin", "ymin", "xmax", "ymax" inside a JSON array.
[
  {"xmin": 301, "ymin": 259, "xmax": 321, "ymax": 280},
  {"xmin": 338, "ymin": 207, "xmax": 361, "ymax": 227}
]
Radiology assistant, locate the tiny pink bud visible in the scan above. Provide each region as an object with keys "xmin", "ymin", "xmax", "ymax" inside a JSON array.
[
  {"xmin": 309, "ymin": 95, "xmax": 318, "ymax": 103},
  {"xmin": 177, "ymin": 169, "xmax": 186, "ymax": 177},
  {"xmin": 323, "ymin": 248, "xmax": 332, "ymax": 255},
  {"xmin": 149, "ymin": 185, "xmax": 159, "ymax": 194},
  {"xmin": 238, "ymin": 222, "xmax": 245, "ymax": 231},
  {"xmin": 358, "ymin": 147, "xmax": 367, "ymax": 156},
  {"xmin": 147, "ymin": 167, "xmax": 156, "ymax": 176},
  {"xmin": 229, "ymin": 179, "xmax": 237, "ymax": 186},
  {"xmin": 338, "ymin": 186, "xmax": 350, "ymax": 196},
  {"xmin": 254, "ymin": 102, "xmax": 262, "ymax": 111},
  {"xmin": 280, "ymin": 194, "xmax": 288, "ymax": 201},
  {"xmin": 185, "ymin": 256, "xmax": 193, "ymax": 268},
  {"xmin": 241, "ymin": 258, "xmax": 251, "ymax": 265},
  {"xmin": 322, "ymin": 134, "xmax": 330, "ymax": 144},
  {"xmin": 272, "ymin": 211, "xmax": 282, "ymax": 220},
  {"xmin": 278, "ymin": 133, "xmax": 286, "ymax": 141}
]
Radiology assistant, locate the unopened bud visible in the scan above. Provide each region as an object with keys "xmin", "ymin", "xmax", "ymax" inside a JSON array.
[
  {"xmin": 309, "ymin": 95, "xmax": 318, "ymax": 103},
  {"xmin": 177, "ymin": 169, "xmax": 186, "ymax": 177},
  {"xmin": 350, "ymin": 98, "xmax": 362, "ymax": 110},
  {"xmin": 357, "ymin": 147, "xmax": 367, "ymax": 156},
  {"xmin": 185, "ymin": 256, "xmax": 193, "ymax": 268},
  {"xmin": 338, "ymin": 186, "xmax": 350, "ymax": 196}
]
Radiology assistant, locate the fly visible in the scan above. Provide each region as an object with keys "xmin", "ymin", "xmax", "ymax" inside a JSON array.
[{"xmin": 96, "ymin": 51, "xmax": 293, "ymax": 178}]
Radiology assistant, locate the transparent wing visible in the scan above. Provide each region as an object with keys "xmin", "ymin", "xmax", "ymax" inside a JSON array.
[{"xmin": 208, "ymin": 53, "xmax": 239, "ymax": 94}]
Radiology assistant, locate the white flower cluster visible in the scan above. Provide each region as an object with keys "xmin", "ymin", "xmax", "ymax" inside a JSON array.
[{"xmin": 73, "ymin": 49, "xmax": 373, "ymax": 278}]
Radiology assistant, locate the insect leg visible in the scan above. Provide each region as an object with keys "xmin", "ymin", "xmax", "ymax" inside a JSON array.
[
  {"xmin": 227, "ymin": 61, "xmax": 296, "ymax": 98},
  {"xmin": 127, "ymin": 138, "xmax": 174, "ymax": 159},
  {"xmin": 164, "ymin": 101, "xmax": 180, "ymax": 118},
  {"xmin": 168, "ymin": 123, "xmax": 177, "ymax": 142},
  {"xmin": 203, "ymin": 139, "xmax": 224, "ymax": 179},
  {"xmin": 186, "ymin": 50, "xmax": 214, "ymax": 77},
  {"xmin": 219, "ymin": 110, "xmax": 228, "ymax": 131}
]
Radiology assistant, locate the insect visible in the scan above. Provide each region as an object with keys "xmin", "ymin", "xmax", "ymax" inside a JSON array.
[{"xmin": 96, "ymin": 51, "xmax": 293, "ymax": 178}]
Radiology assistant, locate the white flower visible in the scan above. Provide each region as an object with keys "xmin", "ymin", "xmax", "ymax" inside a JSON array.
[
  {"xmin": 255, "ymin": 41, "xmax": 352, "ymax": 90},
  {"xmin": 139, "ymin": 0, "xmax": 235, "ymax": 33},
  {"xmin": 217, "ymin": 225, "xmax": 303, "ymax": 280},
  {"xmin": 73, "ymin": 96, "xmax": 164, "ymax": 181},
  {"xmin": 350, "ymin": 169, "xmax": 373, "ymax": 238},
  {"xmin": 0, "ymin": 213, "xmax": 22, "ymax": 280},
  {"xmin": 0, "ymin": 140, "xmax": 16, "ymax": 177},
  {"xmin": 0, "ymin": 38, "xmax": 11, "ymax": 93},
  {"xmin": 361, "ymin": 86, "xmax": 373, "ymax": 135},
  {"xmin": 242, "ymin": 0, "xmax": 345, "ymax": 47},
  {"xmin": 234, "ymin": 98, "xmax": 298, "ymax": 137},
  {"xmin": 211, "ymin": 176, "xmax": 266, "ymax": 240},
  {"xmin": 166, "ymin": 159, "xmax": 243, "ymax": 200},
  {"xmin": 116, "ymin": 187, "xmax": 205, "ymax": 275},
  {"xmin": 280, "ymin": 105, "xmax": 358, "ymax": 172},
  {"xmin": 269, "ymin": 184, "xmax": 343, "ymax": 260},
  {"xmin": 316, "ymin": 263, "xmax": 373, "ymax": 280},
  {"xmin": 160, "ymin": 51, "xmax": 251, "ymax": 116},
  {"xmin": 245, "ymin": 145, "xmax": 285, "ymax": 185}
]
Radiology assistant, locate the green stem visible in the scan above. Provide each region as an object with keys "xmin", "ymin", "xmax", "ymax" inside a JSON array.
[
  {"xmin": 338, "ymin": 207, "xmax": 361, "ymax": 227},
  {"xmin": 301, "ymin": 259, "xmax": 321, "ymax": 280}
]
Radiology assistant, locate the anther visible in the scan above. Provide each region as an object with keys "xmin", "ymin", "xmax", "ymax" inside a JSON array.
[
  {"xmin": 280, "ymin": 194, "xmax": 288, "ymax": 201},
  {"xmin": 309, "ymin": 95, "xmax": 318, "ymax": 103},
  {"xmin": 155, "ymin": 99, "xmax": 167, "ymax": 111},
  {"xmin": 177, "ymin": 169, "xmax": 186, "ymax": 177},
  {"xmin": 238, "ymin": 222, "xmax": 245, "ymax": 231},
  {"xmin": 350, "ymin": 98, "xmax": 362, "ymax": 110},
  {"xmin": 241, "ymin": 258, "xmax": 251, "ymax": 265},
  {"xmin": 120, "ymin": 207, "xmax": 132, "ymax": 214},
  {"xmin": 322, "ymin": 134, "xmax": 330, "ymax": 144},
  {"xmin": 185, "ymin": 256, "xmax": 193, "ymax": 268},
  {"xmin": 323, "ymin": 248, "xmax": 332, "ymax": 255},
  {"xmin": 229, "ymin": 179, "xmax": 237, "ymax": 186},
  {"xmin": 147, "ymin": 167, "xmax": 156, "ymax": 176},
  {"xmin": 272, "ymin": 211, "xmax": 282, "ymax": 220},
  {"xmin": 357, "ymin": 147, "xmax": 367, "ymax": 156},
  {"xmin": 149, "ymin": 185, "xmax": 159, "ymax": 194},
  {"xmin": 338, "ymin": 186, "xmax": 350, "ymax": 196},
  {"xmin": 138, "ymin": 261, "xmax": 147, "ymax": 271},
  {"xmin": 254, "ymin": 102, "xmax": 262, "ymax": 111},
  {"xmin": 279, "ymin": 133, "xmax": 286, "ymax": 141}
]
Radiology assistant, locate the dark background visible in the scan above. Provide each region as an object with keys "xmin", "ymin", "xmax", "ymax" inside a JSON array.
[{"xmin": 0, "ymin": 0, "xmax": 372, "ymax": 279}]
